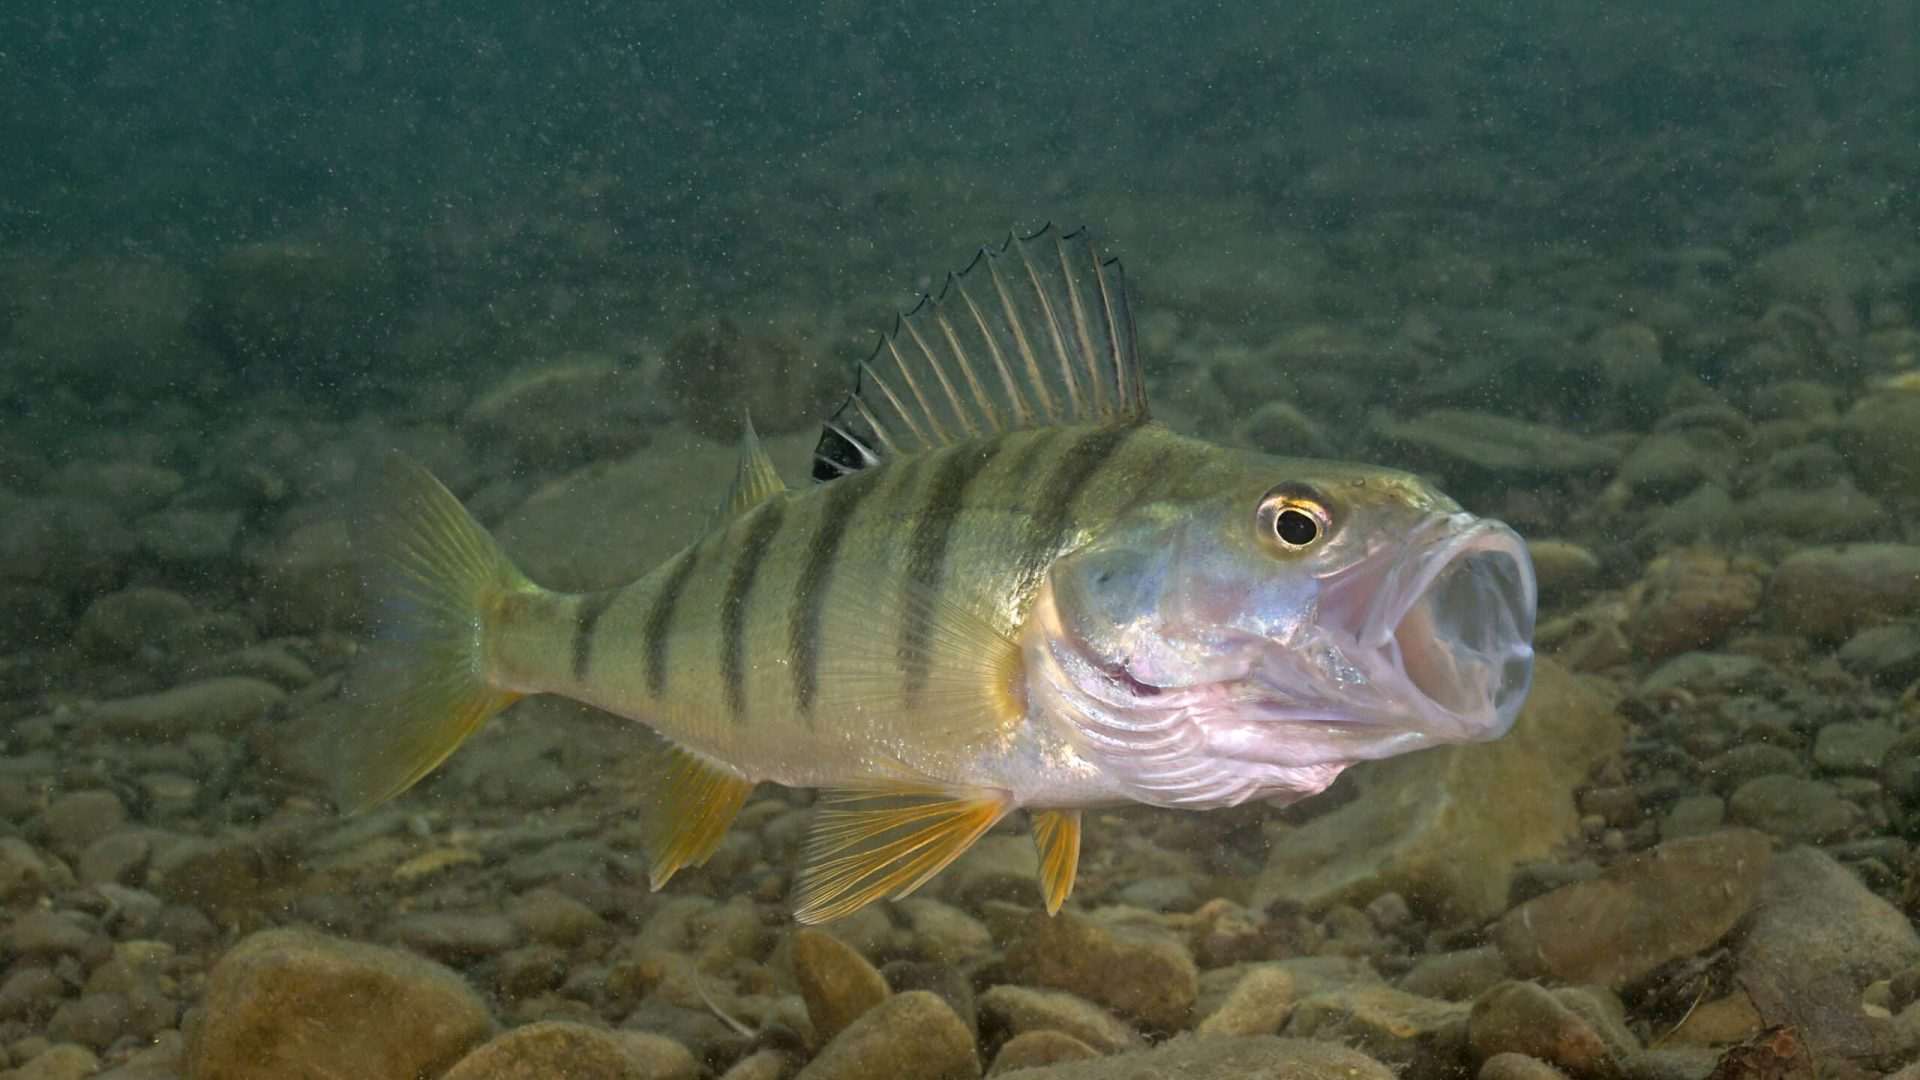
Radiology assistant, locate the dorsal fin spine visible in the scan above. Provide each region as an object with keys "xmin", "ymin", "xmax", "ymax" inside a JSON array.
[
  {"xmin": 986, "ymin": 256, "xmax": 1057, "ymax": 423},
  {"xmin": 900, "ymin": 315, "xmax": 978, "ymax": 440},
  {"xmin": 860, "ymin": 360, "xmax": 925, "ymax": 450},
  {"xmin": 954, "ymin": 279, "xmax": 1030, "ymax": 428},
  {"xmin": 1020, "ymin": 253, "xmax": 1084, "ymax": 419},
  {"xmin": 882, "ymin": 337, "xmax": 949, "ymax": 445},
  {"xmin": 930, "ymin": 306, "xmax": 999, "ymax": 433}
]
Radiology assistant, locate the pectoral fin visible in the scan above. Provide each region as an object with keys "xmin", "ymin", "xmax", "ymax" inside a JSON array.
[
  {"xmin": 643, "ymin": 743, "xmax": 756, "ymax": 890},
  {"xmin": 795, "ymin": 785, "xmax": 1011, "ymax": 924},
  {"xmin": 1031, "ymin": 808, "xmax": 1082, "ymax": 915}
]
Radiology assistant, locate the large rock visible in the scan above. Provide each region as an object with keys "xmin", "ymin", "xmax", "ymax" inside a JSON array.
[
  {"xmin": 967, "ymin": 1035, "xmax": 1395, "ymax": 1080},
  {"xmin": 89, "ymin": 677, "xmax": 286, "ymax": 740},
  {"xmin": 1736, "ymin": 846, "xmax": 1920, "ymax": 1071},
  {"xmin": 440, "ymin": 1022, "xmax": 698, "ymax": 1080},
  {"xmin": 1002, "ymin": 910, "xmax": 1198, "ymax": 1032},
  {"xmin": 463, "ymin": 356, "xmax": 661, "ymax": 468},
  {"xmin": 1765, "ymin": 543, "xmax": 1920, "ymax": 641},
  {"xmin": 793, "ymin": 990, "xmax": 978, "ymax": 1080},
  {"xmin": 791, "ymin": 927, "xmax": 890, "ymax": 1047},
  {"xmin": 1491, "ymin": 829, "xmax": 1770, "ymax": 988},
  {"xmin": 1838, "ymin": 391, "xmax": 1920, "ymax": 501},
  {"xmin": 185, "ymin": 928, "xmax": 494, "ymax": 1080},
  {"xmin": 1253, "ymin": 658, "xmax": 1623, "ymax": 924}
]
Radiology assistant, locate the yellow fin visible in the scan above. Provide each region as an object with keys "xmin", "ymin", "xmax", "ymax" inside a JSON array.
[
  {"xmin": 795, "ymin": 786, "xmax": 1011, "ymax": 924},
  {"xmin": 721, "ymin": 414, "xmax": 786, "ymax": 519},
  {"xmin": 1031, "ymin": 809, "xmax": 1082, "ymax": 915},
  {"xmin": 333, "ymin": 455, "xmax": 534, "ymax": 812},
  {"xmin": 644, "ymin": 744, "xmax": 756, "ymax": 890}
]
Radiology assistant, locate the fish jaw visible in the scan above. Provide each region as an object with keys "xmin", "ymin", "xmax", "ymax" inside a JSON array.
[{"xmin": 1025, "ymin": 510, "xmax": 1537, "ymax": 810}]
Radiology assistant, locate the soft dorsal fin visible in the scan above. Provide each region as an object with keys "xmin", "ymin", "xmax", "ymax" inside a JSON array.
[
  {"xmin": 812, "ymin": 224, "xmax": 1147, "ymax": 481},
  {"xmin": 723, "ymin": 416, "xmax": 787, "ymax": 517}
]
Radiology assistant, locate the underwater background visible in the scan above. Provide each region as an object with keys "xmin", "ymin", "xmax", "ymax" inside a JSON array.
[{"xmin": 3, "ymin": 1, "xmax": 1920, "ymax": 1077}]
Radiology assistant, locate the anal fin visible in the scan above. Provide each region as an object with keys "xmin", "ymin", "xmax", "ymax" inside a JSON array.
[
  {"xmin": 1031, "ymin": 809, "xmax": 1082, "ymax": 915},
  {"xmin": 795, "ymin": 786, "xmax": 1011, "ymax": 924},
  {"xmin": 644, "ymin": 744, "xmax": 756, "ymax": 890}
]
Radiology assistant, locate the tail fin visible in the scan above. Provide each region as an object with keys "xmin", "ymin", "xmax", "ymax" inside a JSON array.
[{"xmin": 332, "ymin": 455, "xmax": 532, "ymax": 813}]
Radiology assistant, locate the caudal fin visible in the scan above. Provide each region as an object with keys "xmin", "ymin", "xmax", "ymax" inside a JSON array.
[{"xmin": 332, "ymin": 455, "xmax": 532, "ymax": 813}]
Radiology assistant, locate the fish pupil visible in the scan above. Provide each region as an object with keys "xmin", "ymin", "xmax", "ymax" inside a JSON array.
[{"xmin": 1275, "ymin": 508, "xmax": 1319, "ymax": 546}]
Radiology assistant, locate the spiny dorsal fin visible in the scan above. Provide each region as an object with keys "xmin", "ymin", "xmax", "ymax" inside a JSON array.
[
  {"xmin": 794, "ymin": 785, "xmax": 1011, "ymax": 923},
  {"xmin": 1031, "ymin": 808, "xmax": 1082, "ymax": 915},
  {"xmin": 812, "ymin": 224, "xmax": 1146, "ymax": 481},
  {"xmin": 723, "ymin": 415, "xmax": 787, "ymax": 517},
  {"xmin": 643, "ymin": 741, "xmax": 756, "ymax": 890}
]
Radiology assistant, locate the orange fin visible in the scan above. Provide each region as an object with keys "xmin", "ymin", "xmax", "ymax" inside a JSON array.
[
  {"xmin": 1031, "ymin": 809, "xmax": 1082, "ymax": 915},
  {"xmin": 644, "ymin": 743, "xmax": 755, "ymax": 890},
  {"xmin": 795, "ymin": 785, "xmax": 1011, "ymax": 924}
]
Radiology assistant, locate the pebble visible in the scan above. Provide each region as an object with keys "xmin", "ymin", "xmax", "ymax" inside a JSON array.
[
  {"xmin": 1657, "ymin": 795, "xmax": 1726, "ymax": 841},
  {"xmin": 1838, "ymin": 622, "xmax": 1920, "ymax": 688},
  {"xmin": 1624, "ymin": 551, "xmax": 1762, "ymax": 661},
  {"xmin": 1765, "ymin": 543, "xmax": 1920, "ymax": 640},
  {"xmin": 1002, "ymin": 910, "xmax": 1198, "ymax": 1032},
  {"xmin": 1194, "ymin": 964, "xmax": 1296, "ymax": 1037},
  {"xmin": 792, "ymin": 990, "xmax": 979, "ymax": 1080},
  {"xmin": 1468, "ymin": 981, "xmax": 1618, "ymax": 1077},
  {"xmin": 89, "ymin": 676, "xmax": 286, "ymax": 739},
  {"xmin": 439, "ymin": 1021, "xmax": 699, "ymax": 1080},
  {"xmin": 1286, "ymin": 984, "xmax": 1471, "ymax": 1066},
  {"xmin": 973, "ymin": 1035, "xmax": 1395, "ymax": 1079},
  {"xmin": 3, "ymin": 911, "xmax": 98, "ymax": 961},
  {"xmin": 790, "ymin": 927, "xmax": 891, "ymax": 1047},
  {"xmin": 185, "ymin": 928, "xmax": 496, "ymax": 1080},
  {"xmin": 495, "ymin": 945, "xmax": 568, "ymax": 1000},
  {"xmin": 1492, "ymin": 829, "xmax": 1770, "ymax": 988},
  {"xmin": 0, "ymin": 836, "xmax": 52, "ymax": 903},
  {"xmin": 978, "ymin": 985, "xmax": 1144, "ymax": 1054},
  {"xmin": 1813, "ymin": 721, "xmax": 1898, "ymax": 775},
  {"xmin": 1527, "ymin": 540, "xmax": 1602, "ymax": 601},
  {"xmin": 1397, "ymin": 947, "xmax": 1510, "ymax": 1003},
  {"xmin": 509, "ymin": 887, "xmax": 610, "ymax": 947},
  {"xmin": 1478, "ymin": 1052, "xmax": 1572, "ymax": 1080},
  {"xmin": 40, "ymin": 790, "xmax": 128, "ymax": 857},
  {"xmin": 986, "ymin": 1031, "xmax": 1100, "ymax": 1075},
  {"xmin": 384, "ymin": 912, "xmax": 524, "ymax": 963},
  {"xmin": 4, "ymin": 1044, "xmax": 101, "ymax": 1080},
  {"xmin": 1726, "ymin": 774, "xmax": 1859, "ymax": 841},
  {"xmin": 897, "ymin": 898, "xmax": 994, "ymax": 963},
  {"xmin": 0, "ymin": 967, "xmax": 65, "ymax": 1023}
]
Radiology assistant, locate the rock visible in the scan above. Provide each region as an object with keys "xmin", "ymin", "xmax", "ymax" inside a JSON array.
[
  {"xmin": 1468, "ymin": 982, "xmax": 1618, "ymax": 1077},
  {"xmin": 1658, "ymin": 795, "xmax": 1726, "ymax": 841},
  {"xmin": 978, "ymin": 985, "xmax": 1143, "ymax": 1054},
  {"xmin": 793, "ymin": 990, "xmax": 978, "ymax": 1080},
  {"xmin": 41, "ymin": 789, "xmax": 128, "ymax": 857},
  {"xmin": 1812, "ymin": 721, "xmax": 1898, "ymax": 775},
  {"xmin": 146, "ymin": 829, "xmax": 301, "ymax": 921},
  {"xmin": 3, "ymin": 911, "xmax": 97, "ymax": 960},
  {"xmin": 1527, "ymin": 540, "xmax": 1602, "ymax": 602},
  {"xmin": 791, "ymin": 927, "xmax": 891, "ymax": 1047},
  {"xmin": 986, "ymin": 1031, "xmax": 1100, "ymax": 1075},
  {"xmin": 1254, "ymin": 659, "xmax": 1623, "ymax": 924},
  {"xmin": 1838, "ymin": 623, "xmax": 1920, "ymax": 689},
  {"xmin": 90, "ymin": 677, "xmax": 285, "ymax": 740},
  {"xmin": 185, "ymin": 928, "xmax": 495, "ymax": 1080},
  {"xmin": 0, "ymin": 966, "xmax": 65, "ymax": 1022},
  {"xmin": 1766, "ymin": 544, "xmax": 1920, "ymax": 641},
  {"xmin": 0, "ymin": 836, "xmax": 53, "ymax": 903},
  {"xmin": 1726, "ymin": 775, "xmax": 1859, "ymax": 842},
  {"xmin": 1612, "ymin": 432, "xmax": 1722, "ymax": 500},
  {"xmin": 1734, "ymin": 481, "xmax": 1892, "ymax": 547},
  {"xmin": 1623, "ymin": 551, "xmax": 1762, "ymax": 662},
  {"xmin": 463, "ymin": 357, "xmax": 661, "ymax": 467},
  {"xmin": 938, "ymin": 834, "xmax": 1041, "ymax": 911},
  {"xmin": 440, "ymin": 1021, "xmax": 699, "ymax": 1080},
  {"xmin": 384, "ymin": 912, "xmax": 524, "ymax": 963},
  {"xmin": 1238, "ymin": 401, "xmax": 1336, "ymax": 459},
  {"xmin": 898, "ymin": 898, "xmax": 994, "ymax": 963},
  {"xmin": 509, "ymin": 887, "xmax": 610, "ymax": 947},
  {"xmin": 1194, "ymin": 965, "xmax": 1296, "ymax": 1037},
  {"xmin": 1286, "ymin": 984, "xmax": 1471, "ymax": 1066},
  {"xmin": 1838, "ymin": 391, "xmax": 1920, "ymax": 500},
  {"xmin": 1398, "ymin": 947, "xmax": 1510, "ymax": 1003},
  {"xmin": 1491, "ymin": 829, "xmax": 1770, "ymax": 989},
  {"xmin": 1637, "ymin": 651, "xmax": 1767, "ymax": 694},
  {"xmin": 1002, "ymin": 910, "xmax": 1198, "ymax": 1032},
  {"xmin": 136, "ymin": 507, "xmax": 244, "ymax": 565},
  {"xmin": 77, "ymin": 587, "xmax": 197, "ymax": 660},
  {"xmin": 662, "ymin": 317, "xmax": 840, "ymax": 441},
  {"xmin": 253, "ymin": 515, "xmax": 360, "ymax": 633},
  {"xmin": 1478, "ymin": 1053, "xmax": 1570, "ymax": 1080},
  {"xmin": 1736, "ymin": 846, "xmax": 1920, "ymax": 1069},
  {"xmin": 0, "ymin": 495, "xmax": 135, "ymax": 593},
  {"xmin": 1369, "ymin": 410, "xmax": 1620, "ymax": 483},
  {"xmin": 967, "ymin": 1035, "xmax": 1395, "ymax": 1080},
  {"xmin": 1635, "ymin": 483, "xmax": 1738, "ymax": 549},
  {"xmin": 1, "ymin": 257, "xmax": 213, "ymax": 395},
  {"xmin": 495, "ymin": 945, "xmax": 568, "ymax": 1000},
  {"xmin": 5, "ymin": 1044, "xmax": 102, "ymax": 1080},
  {"xmin": 199, "ymin": 240, "xmax": 407, "ymax": 389},
  {"xmin": 47, "ymin": 989, "xmax": 174, "ymax": 1051}
]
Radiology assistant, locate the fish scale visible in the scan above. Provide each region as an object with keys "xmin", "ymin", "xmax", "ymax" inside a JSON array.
[{"xmin": 330, "ymin": 224, "xmax": 1537, "ymax": 924}]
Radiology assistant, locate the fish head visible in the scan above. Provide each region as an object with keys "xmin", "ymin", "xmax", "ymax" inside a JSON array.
[{"xmin": 1032, "ymin": 454, "xmax": 1537, "ymax": 808}]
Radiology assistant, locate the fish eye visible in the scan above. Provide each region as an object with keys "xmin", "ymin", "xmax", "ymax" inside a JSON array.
[{"xmin": 1256, "ymin": 486, "xmax": 1331, "ymax": 552}]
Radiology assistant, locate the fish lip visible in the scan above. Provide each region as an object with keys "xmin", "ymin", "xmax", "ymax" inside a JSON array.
[{"xmin": 1325, "ymin": 514, "xmax": 1538, "ymax": 741}]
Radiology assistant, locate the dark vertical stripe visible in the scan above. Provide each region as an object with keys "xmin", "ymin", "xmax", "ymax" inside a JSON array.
[
  {"xmin": 1016, "ymin": 423, "xmax": 1143, "ymax": 592},
  {"xmin": 900, "ymin": 436, "xmax": 1009, "ymax": 694},
  {"xmin": 570, "ymin": 588, "xmax": 622, "ymax": 681},
  {"xmin": 789, "ymin": 469, "xmax": 884, "ymax": 722},
  {"xmin": 643, "ymin": 546, "xmax": 703, "ymax": 698},
  {"xmin": 720, "ymin": 500, "xmax": 788, "ymax": 723}
]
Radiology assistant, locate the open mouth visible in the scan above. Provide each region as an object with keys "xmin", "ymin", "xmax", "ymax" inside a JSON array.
[{"xmin": 1338, "ymin": 516, "xmax": 1538, "ymax": 740}]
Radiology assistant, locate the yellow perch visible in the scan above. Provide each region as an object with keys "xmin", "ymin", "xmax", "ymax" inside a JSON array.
[{"xmin": 336, "ymin": 225, "xmax": 1538, "ymax": 923}]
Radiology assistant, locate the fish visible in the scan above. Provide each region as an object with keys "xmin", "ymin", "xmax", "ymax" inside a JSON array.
[{"xmin": 333, "ymin": 224, "xmax": 1538, "ymax": 924}]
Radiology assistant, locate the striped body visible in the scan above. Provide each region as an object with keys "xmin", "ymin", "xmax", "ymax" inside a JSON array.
[{"xmin": 496, "ymin": 421, "xmax": 1211, "ymax": 804}]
